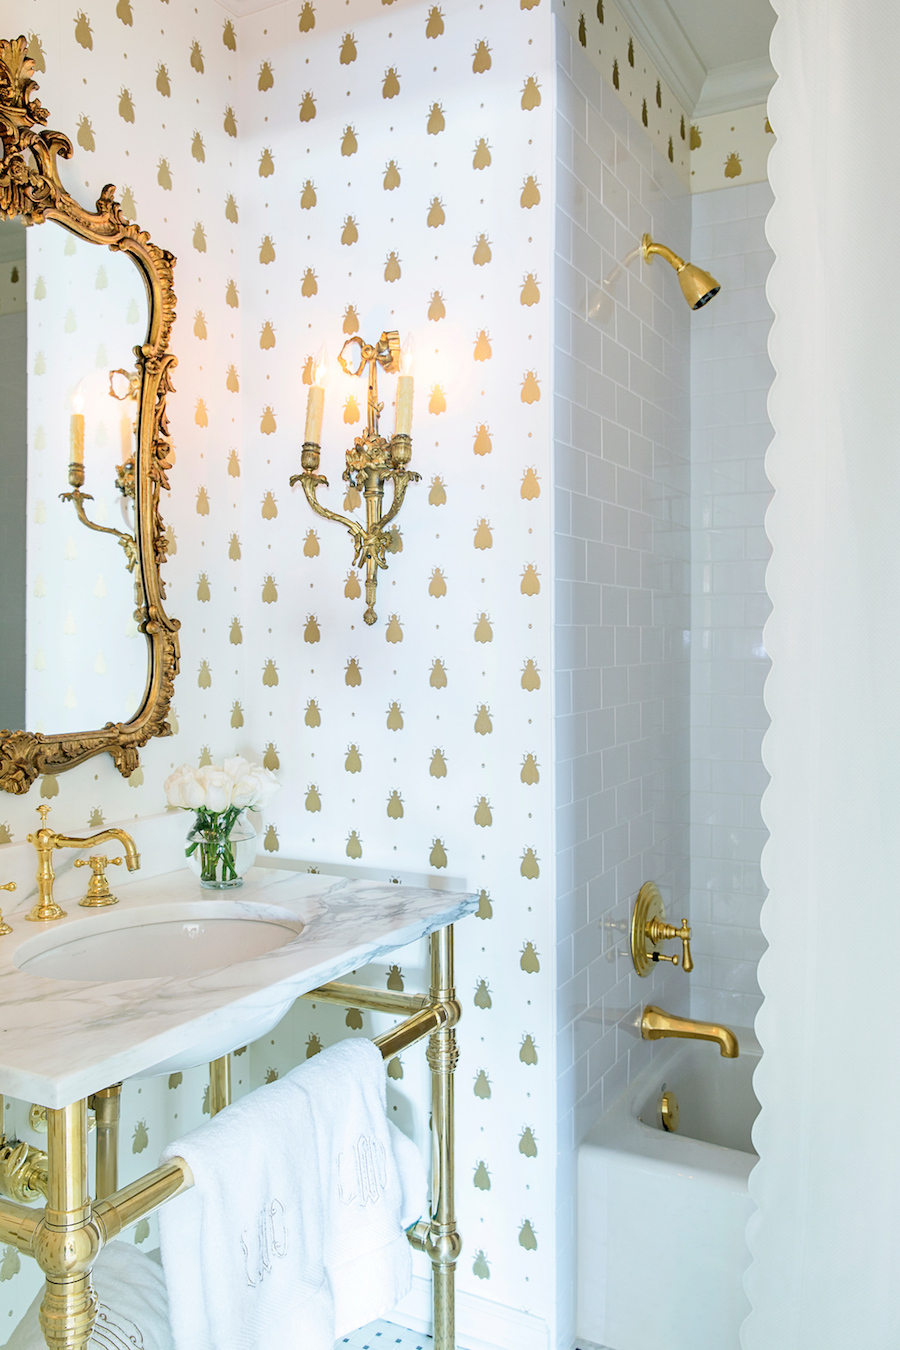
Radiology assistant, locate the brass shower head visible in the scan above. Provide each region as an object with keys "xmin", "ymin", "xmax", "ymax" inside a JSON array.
[{"xmin": 641, "ymin": 233, "xmax": 720, "ymax": 310}]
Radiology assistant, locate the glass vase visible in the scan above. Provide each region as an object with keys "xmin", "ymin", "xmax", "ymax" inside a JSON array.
[{"xmin": 185, "ymin": 811, "xmax": 257, "ymax": 889}]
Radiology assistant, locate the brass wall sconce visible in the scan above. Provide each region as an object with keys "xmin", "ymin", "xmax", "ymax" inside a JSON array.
[
  {"xmin": 290, "ymin": 329, "xmax": 418, "ymax": 625},
  {"xmin": 60, "ymin": 376, "xmax": 138, "ymax": 572},
  {"xmin": 641, "ymin": 233, "xmax": 720, "ymax": 309},
  {"xmin": 630, "ymin": 881, "xmax": 693, "ymax": 975}
]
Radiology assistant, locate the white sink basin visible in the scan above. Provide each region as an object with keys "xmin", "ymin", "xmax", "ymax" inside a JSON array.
[
  {"xmin": 12, "ymin": 898, "xmax": 307, "ymax": 1075},
  {"xmin": 14, "ymin": 902, "xmax": 305, "ymax": 983}
]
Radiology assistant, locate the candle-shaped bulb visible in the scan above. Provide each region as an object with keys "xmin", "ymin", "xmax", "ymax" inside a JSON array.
[
  {"xmin": 304, "ymin": 347, "xmax": 327, "ymax": 445},
  {"xmin": 395, "ymin": 334, "xmax": 415, "ymax": 437},
  {"xmin": 70, "ymin": 387, "xmax": 86, "ymax": 466}
]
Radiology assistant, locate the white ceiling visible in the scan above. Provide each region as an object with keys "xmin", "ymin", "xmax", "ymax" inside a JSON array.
[{"xmin": 616, "ymin": 0, "xmax": 776, "ymax": 117}]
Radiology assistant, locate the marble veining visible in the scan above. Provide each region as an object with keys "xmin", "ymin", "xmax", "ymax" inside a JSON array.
[{"xmin": 0, "ymin": 866, "xmax": 477, "ymax": 1108}]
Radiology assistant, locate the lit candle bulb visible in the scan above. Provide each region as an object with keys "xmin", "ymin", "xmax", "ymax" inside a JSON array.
[
  {"xmin": 303, "ymin": 347, "xmax": 328, "ymax": 445},
  {"xmin": 70, "ymin": 390, "xmax": 85, "ymax": 466},
  {"xmin": 394, "ymin": 334, "xmax": 415, "ymax": 437}
]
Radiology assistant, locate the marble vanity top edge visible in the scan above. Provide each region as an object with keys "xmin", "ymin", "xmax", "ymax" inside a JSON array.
[{"xmin": 0, "ymin": 867, "xmax": 477, "ymax": 1108}]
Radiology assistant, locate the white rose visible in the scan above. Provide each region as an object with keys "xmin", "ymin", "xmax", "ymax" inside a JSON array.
[
  {"xmin": 223, "ymin": 756, "xmax": 252, "ymax": 785},
  {"xmin": 242, "ymin": 766, "xmax": 280, "ymax": 811},
  {"xmin": 196, "ymin": 766, "xmax": 233, "ymax": 814},
  {"xmin": 230, "ymin": 771, "xmax": 260, "ymax": 810},
  {"xmin": 164, "ymin": 765, "xmax": 206, "ymax": 810}
]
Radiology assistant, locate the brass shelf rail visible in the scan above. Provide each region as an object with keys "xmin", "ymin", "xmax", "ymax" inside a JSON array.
[{"xmin": 0, "ymin": 924, "xmax": 461, "ymax": 1350}]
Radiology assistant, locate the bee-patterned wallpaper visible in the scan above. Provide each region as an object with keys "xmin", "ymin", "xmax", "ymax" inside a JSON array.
[
  {"xmin": 0, "ymin": 0, "xmax": 560, "ymax": 1341},
  {"xmin": 690, "ymin": 102, "xmax": 774, "ymax": 192},
  {"xmin": 236, "ymin": 0, "xmax": 556, "ymax": 1334}
]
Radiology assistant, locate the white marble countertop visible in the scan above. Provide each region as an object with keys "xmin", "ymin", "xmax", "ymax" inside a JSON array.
[{"xmin": 0, "ymin": 866, "xmax": 476, "ymax": 1108}]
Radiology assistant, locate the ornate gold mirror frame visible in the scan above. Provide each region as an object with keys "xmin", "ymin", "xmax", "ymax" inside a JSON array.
[{"xmin": 0, "ymin": 36, "xmax": 179, "ymax": 793}]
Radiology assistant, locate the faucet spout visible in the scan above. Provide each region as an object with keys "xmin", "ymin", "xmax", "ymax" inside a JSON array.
[
  {"xmin": 55, "ymin": 828, "xmax": 141, "ymax": 874},
  {"xmin": 641, "ymin": 1004, "xmax": 739, "ymax": 1058}
]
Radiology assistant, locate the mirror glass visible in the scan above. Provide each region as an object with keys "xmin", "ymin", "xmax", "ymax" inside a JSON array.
[{"xmin": 0, "ymin": 218, "xmax": 150, "ymax": 736}]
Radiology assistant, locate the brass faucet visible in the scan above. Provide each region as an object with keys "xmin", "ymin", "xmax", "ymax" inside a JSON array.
[
  {"xmin": 641, "ymin": 1004, "xmax": 739, "ymax": 1058},
  {"xmin": 25, "ymin": 806, "xmax": 140, "ymax": 921}
]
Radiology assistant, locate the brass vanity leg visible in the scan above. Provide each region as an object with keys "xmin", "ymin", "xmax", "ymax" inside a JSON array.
[
  {"xmin": 209, "ymin": 1054, "xmax": 232, "ymax": 1117},
  {"xmin": 90, "ymin": 1084, "xmax": 121, "ymax": 1200},
  {"xmin": 35, "ymin": 1100, "xmax": 100, "ymax": 1350},
  {"xmin": 426, "ymin": 925, "xmax": 461, "ymax": 1350}
]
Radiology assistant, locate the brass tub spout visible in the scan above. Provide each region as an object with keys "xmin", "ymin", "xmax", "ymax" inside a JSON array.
[{"xmin": 641, "ymin": 1005, "xmax": 739, "ymax": 1058}]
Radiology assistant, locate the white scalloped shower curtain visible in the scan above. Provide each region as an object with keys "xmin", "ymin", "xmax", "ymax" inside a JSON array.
[{"xmin": 744, "ymin": 3, "xmax": 900, "ymax": 1347}]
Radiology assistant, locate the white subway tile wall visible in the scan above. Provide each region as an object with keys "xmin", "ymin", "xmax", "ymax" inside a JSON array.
[
  {"xmin": 689, "ymin": 181, "xmax": 774, "ymax": 1029},
  {"xmin": 553, "ymin": 26, "xmax": 693, "ymax": 1335}
]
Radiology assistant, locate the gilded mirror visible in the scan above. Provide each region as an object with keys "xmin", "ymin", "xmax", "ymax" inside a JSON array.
[{"xmin": 0, "ymin": 36, "xmax": 179, "ymax": 793}]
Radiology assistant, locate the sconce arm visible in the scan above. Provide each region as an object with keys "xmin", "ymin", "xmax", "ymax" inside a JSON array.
[
  {"xmin": 377, "ymin": 468, "xmax": 422, "ymax": 533},
  {"xmin": 59, "ymin": 490, "xmax": 138, "ymax": 573},
  {"xmin": 290, "ymin": 472, "xmax": 366, "ymax": 547}
]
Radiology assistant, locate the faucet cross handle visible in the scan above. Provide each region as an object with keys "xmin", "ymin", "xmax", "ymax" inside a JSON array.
[{"xmin": 74, "ymin": 855, "xmax": 122, "ymax": 908}]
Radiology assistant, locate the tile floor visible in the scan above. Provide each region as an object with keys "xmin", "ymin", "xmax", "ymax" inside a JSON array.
[
  {"xmin": 339, "ymin": 1323, "xmax": 613, "ymax": 1350},
  {"xmin": 338, "ymin": 1322, "xmax": 433, "ymax": 1350}
]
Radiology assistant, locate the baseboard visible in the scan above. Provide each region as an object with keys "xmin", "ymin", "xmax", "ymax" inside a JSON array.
[{"xmin": 393, "ymin": 1274, "xmax": 551, "ymax": 1350}]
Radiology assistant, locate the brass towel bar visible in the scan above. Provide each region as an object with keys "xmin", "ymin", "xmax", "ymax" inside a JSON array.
[{"xmin": 0, "ymin": 925, "xmax": 461, "ymax": 1350}]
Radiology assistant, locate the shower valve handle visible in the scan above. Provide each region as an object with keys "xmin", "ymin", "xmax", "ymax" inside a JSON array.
[{"xmin": 647, "ymin": 917, "xmax": 693, "ymax": 974}]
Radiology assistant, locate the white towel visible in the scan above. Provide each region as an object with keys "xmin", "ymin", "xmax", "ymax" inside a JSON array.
[
  {"xmin": 158, "ymin": 1072, "xmax": 335, "ymax": 1350},
  {"xmin": 286, "ymin": 1039, "xmax": 428, "ymax": 1337},
  {"xmin": 158, "ymin": 1038, "xmax": 427, "ymax": 1350},
  {"xmin": 2, "ymin": 1239, "xmax": 173, "ymax": 1350}
]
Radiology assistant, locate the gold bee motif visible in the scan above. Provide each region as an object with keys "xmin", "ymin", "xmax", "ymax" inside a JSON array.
[
  {"xmin": 472, "ymin": 40, "xmax": 492, "ymax": 73},
  {"xmin": 521, "ymin": 76, "xmax": 541, "ymax": 110},
  {"xmin": 520, "ymin": 847, "xmax": 540, "ymax": 879},
  {"xmin": 473, "ymin": 138, "xmax": 492, "ymax": 169}
]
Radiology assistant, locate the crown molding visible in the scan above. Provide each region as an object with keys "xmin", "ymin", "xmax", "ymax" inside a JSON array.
[
  {"xmin": 615, "ymin": 0, "xmax": 774, "ymax": 117},
  {"xmin": 614, "ymin": 0, "xmax": 706, "ymax": 114},
  {"xmin": 693, "ymin": 55, "xmax": 775, "ymax": 117}
]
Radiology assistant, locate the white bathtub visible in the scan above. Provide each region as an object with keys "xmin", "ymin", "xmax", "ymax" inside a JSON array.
[{"xmin": 576, "ymin": 1032, "xmax": 760, "ymax": 1350}]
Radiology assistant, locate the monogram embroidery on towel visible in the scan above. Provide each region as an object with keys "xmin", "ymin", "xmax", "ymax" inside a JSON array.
[
  {"xmin": 338, "ymin": 1133, "xmax": 389, "ymax": 1208},
  {"xmin": 241, "ymin": 1198, "xmax": 289, "ymax": 1287},
  {"xmin": 92, "ymin": 1302, "xmax": 145, "ymax": 1348}
]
